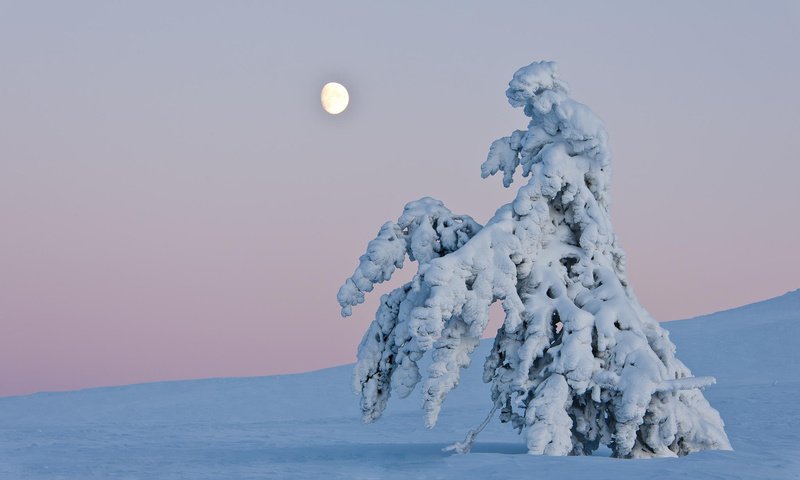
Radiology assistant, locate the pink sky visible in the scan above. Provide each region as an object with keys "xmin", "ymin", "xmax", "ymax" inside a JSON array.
[{"xmin": 1, "ymin": 1, "xmax": 798, "ymax": 396}]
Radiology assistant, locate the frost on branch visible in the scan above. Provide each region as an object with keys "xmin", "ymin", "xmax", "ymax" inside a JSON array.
[{"xmin": 338, "ymin": 61, "xmax": 731, "ymax": 458}]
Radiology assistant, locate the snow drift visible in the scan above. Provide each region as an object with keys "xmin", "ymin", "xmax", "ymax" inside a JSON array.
[{"xmin": 1, "ymin": 290, "xmax": 797, "ymax": 479}]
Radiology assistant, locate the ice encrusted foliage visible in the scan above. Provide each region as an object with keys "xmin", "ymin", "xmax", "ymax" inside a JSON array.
[{"xmin": 338, "ymin": 61, "xmax": 731, "ymax": 458}]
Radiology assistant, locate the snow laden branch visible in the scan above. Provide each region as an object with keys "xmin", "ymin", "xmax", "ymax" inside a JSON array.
[
  {"xmin": 338, "ymin": 61, "xmax": 731, "ymax": 458},
  {"xmin": 338, "ymin": 198, "xmax": 482, "ymax": 422}
]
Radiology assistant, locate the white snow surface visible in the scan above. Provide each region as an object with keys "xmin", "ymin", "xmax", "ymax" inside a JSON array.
[{"xmin": 1, "ymin": 290, "xmax": 798, "ymax": 479}]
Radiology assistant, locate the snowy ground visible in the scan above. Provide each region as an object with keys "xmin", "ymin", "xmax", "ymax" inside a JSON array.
[{"xmin": 1, "ymin": 290, "xmax": 798, "ymax": 479}]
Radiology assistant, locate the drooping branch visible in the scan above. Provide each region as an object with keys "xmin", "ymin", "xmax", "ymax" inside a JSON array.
[
  {"xmin": 340, "ymin": 198, "xmax": 482, "ymax": 422},
  {"xmin": 338, "ymin": 197, "xmax": 481, "ymax": 317}
]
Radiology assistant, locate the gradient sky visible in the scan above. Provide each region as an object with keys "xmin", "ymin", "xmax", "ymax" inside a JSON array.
[{"xmin": 1, "ymin": 1, "xmax": 798, "ymax": 397}]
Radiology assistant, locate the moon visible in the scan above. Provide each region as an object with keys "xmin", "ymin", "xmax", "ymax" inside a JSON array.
[{"xmin": 321, "ymin": 82, "xmax": 349, "ymax": 115}]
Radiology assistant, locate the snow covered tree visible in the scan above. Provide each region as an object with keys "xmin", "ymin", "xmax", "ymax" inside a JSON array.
[{"xmin": 337, "ymin": 61, "xmax": 731, "ymax": 458}]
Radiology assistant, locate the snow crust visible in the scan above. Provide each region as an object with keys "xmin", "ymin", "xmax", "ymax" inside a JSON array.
[{"xmin": 339, "ymin": 61, "xmax": 731, "ymax": 457}]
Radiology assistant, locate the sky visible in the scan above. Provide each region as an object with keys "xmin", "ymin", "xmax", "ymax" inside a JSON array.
[{"xmin": 1, "ymin": 1, "xmax": 798, "ymax": 397}]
